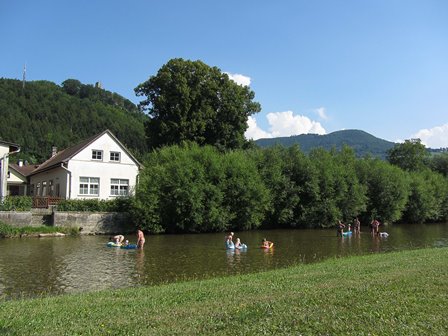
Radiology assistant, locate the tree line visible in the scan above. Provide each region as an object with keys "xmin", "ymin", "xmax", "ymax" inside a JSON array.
[{"xmin": 130, "ymin": 142, "xmax": 448, "ymax": 233}]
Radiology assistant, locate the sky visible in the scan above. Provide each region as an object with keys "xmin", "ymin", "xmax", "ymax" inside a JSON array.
[{"xmin": 1, "ymin": 0, "xmax": 447, "ymax": 148}]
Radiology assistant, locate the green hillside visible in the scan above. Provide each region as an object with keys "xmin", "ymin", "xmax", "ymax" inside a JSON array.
[
  {"xmin": 0, "ymin": 78, "xmax": 148, "ymax": 163},
  {"xmin": 255, "ymin": 129, "xmax": 396, "ymax": 158}
]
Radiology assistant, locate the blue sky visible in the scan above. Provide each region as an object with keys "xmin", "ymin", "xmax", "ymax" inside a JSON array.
[{"xmin": 1, "ymin": 0, "xmax": 447, "ymax": 147}]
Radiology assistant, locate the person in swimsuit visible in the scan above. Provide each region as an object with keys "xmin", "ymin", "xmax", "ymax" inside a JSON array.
[
  {"xmin": 225, "ymin": 232, "xmax": 234, "ymax": 249},
  {"xmin": 261, "ymin": 238, "xmax": 273, "ymax": 248},
  {"xmin": 113, "ymin": 235, "xmax": 125, "ymax": 244},
  {"xmin": 337, "ymin": 220, "xmax": 345, "ymax": 237},
  {"xmin": 353, "ymin": 217, "xmax": 361, "ymax": 235},
  {"xmin": 136, "ymin": 229, "xmax": 145, "ymax": 249}
]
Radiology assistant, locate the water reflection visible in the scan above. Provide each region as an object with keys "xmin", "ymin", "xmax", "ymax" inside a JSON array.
[{"xmin": 0, "ymin": 223, "xmax": 447, "ymax": 299}]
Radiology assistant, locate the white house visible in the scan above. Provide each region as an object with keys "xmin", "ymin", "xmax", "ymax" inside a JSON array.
[
  {"xmin": 0, "ymin": 140, "xmax": 21, "ymax": 200},
  {"xmin": 28, "ymin": 130, "xmax": 142, "ymax": 200}
]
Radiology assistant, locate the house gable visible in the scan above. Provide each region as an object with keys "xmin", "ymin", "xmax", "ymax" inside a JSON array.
[{"xmin": 28, "ymin": 130, "xmax": 141, "ymax": 200}]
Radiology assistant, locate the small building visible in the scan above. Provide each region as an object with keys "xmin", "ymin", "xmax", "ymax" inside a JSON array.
[
  {"xmin": 0, "ymin": 140, "xmax": 21, "ymax": 200},
  {"xmin": 8, "ymin": 161, "xmax": 38, "ymax": 196},
  {"xmin": 28, "ymin": 130, "xmax": 142, "ymax": 201}
]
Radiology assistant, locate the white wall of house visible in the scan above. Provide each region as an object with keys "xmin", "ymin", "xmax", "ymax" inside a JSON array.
[
  {"xmin": 29, "ymin": 167, "xmax": 69, "ymax": 198},
  {"xmin": 0, "ymin": 144, "xmax": 9, "ymax": 157},
  {"xmin": 67, "ymin": 133, "xmax": 139, "ymax": 200},
  {"xmin": 6, "ymin": 169, "xmax": 28, "ymax": 196},
  {"xmin": 8, "ymin": 169, "xmax": 27, "ymax": 184}
]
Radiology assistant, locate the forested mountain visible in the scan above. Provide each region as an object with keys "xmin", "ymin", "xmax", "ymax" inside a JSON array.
[
  {"xmin": 255, "ymin": 129, "xmax": 396, "ymax": 158},
  {"xmin": 0, "ymin": 78, "xmax": 148, "ymax": 163}
]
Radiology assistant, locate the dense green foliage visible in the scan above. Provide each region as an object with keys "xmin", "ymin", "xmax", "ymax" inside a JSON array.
[
  {"xmin": 255, "ymin": 129, "xmax": 396, "ymax": 158},
  {"xmin": 387, "ymin": 139, "xmax": 430, "ymax": 171},
  {"xmin": 0, "ymin": 248, "xmax": 446, "ymax": 335},
  {"xmin": 131, "ymin": 144, "xmax": 448, "ymax": 233},
  {"xmin": 429, "ymin": 152, "xmax": 448, "ymax": 177},
  {"xmin": 56, "ymin": 198, "xmax": 132, "ymax": 212},
  {"xmin": 356, "ymin": 158, "xmax": 410, "ymax": 223},
  {"xmin": 0, "ymin": 196, "xmax": 32, "ymax": 211},
  {"xmin": 135, "ymin": 58, "xmax": 261, "ymax": 150},
  {"xmin": 0, "ymin": 221, "xmax": 79, "ymax": 238},
  {"xmin": 0, "ymin": 78, "xmax": 148, "ymax": 162},
  {"xmin": 131, "ymin": 143, "xmax": 269, "ymax": 233}
]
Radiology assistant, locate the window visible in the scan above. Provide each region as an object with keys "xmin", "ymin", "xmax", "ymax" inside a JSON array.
[
  {"xmin": 110, "ymin": 151, "xmax": 121, "ymax": 162},
  {"xmin": 42, "ymin": 181, "xmax": 47, "ymax": 196},
  {"xmin": 110, "ymin": 179, "xmax": 129, "ymax": 196},
  {"xmin": 92, "ymin": 150, "xmax": 103, "ymax": 160},
  {"xmin": 49, "ymin": 180, "xmax": 54, "ymax": 196},
  {"xmin": 79, "ymin": 177, "xmax": 99, "ymax": 196}
]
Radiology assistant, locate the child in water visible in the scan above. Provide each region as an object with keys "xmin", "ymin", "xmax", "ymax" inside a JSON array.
[
  {"xmin": 234, "ymin": 238, "xmax": 247, "ymax": 249},
  {"xmin": 261, "ymin": 238, "xmax": 273, "ymax": 248}
]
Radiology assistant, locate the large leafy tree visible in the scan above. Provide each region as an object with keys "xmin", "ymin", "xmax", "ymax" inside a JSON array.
[
  {"xmin": 387, "ymin": 139, "xmax": 430, "ymax": 172},
  {"xmin": 135, "ymin": 58, "xmax": 261, "ymax": 150}
]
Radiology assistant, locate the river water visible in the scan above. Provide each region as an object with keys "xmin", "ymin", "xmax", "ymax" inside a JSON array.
[{"xmin": 0, "ymin": 223, "xmax": 447, "ymax": 300}]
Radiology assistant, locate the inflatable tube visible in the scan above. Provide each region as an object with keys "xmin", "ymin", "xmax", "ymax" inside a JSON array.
[
  {"xmin": 121, "ymin": 244, "xmax": 138, "ymax": 249},
  {"xmin": 342, "ymin": 231, "xmax": 352, "ymax": 236},
  {"xmin": 260, "ymin": 243, "xmax": 274, "ymax": 249},
  {"xmin": 235, "ymin": 244, "xmax": 248, "ymax": 250},
  {"xmin": 107, "ymin": 242, "xmax": 121, "ymax": 247},
  {"xmin": 379, "ymin": 232, "xmax": 389, "ymax": 237}
]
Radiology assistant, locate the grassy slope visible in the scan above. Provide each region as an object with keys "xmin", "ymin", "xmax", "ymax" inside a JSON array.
[{"xmin": 0, "ymin": 248, "xmax": 447, "ymax": 335}]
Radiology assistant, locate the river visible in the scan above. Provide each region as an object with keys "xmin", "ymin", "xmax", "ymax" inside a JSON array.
[{"xmin": 0, "ymin": 223, "xmax": 447, "ymax": 300}]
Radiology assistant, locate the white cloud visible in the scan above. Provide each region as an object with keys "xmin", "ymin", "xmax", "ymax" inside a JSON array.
[
  {"xmin": 314, "ymin": 107, "xmax": 328, "ymax": 120},
  {"xmin": 245, "ymin": 111, "xmax": 326, "ymax": 140},
  {"xmin": 245, "ymin": 116, "xmax": 272, "ymax": 140},
  {"xmin": 225, "ymin": 72, "xmax": 251, "ymax": 86},
  {"xmin": 267, "ymin": 111, "xmax": 326, "ymax": 137},
  {"xmin": 412, "ymin": 123, "xmax": 448, "ymax": 148}
]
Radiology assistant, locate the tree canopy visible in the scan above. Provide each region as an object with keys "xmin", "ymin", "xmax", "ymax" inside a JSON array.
[
  {"xmin": 134, "ymin": 58, "xmax": 261, "ymax": 150},
  {"xmin": 387, "ymin": 139, "xmax": 430, "ymax": 172}
]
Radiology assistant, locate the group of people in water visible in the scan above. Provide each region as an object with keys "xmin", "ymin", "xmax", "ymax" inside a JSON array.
[
  {"xmin": 225, "ymin": 232, "xmax": 274, "ymax": 249},
  {"xmin": 225, "ymin": 232, "xmax": 248, "ymax": 249},
  {"xmin": 108, "ymin": 229, "xmax": 146, "ymax": 248},
  {"xmin": 337, "ymin": 218, "xmax": 387, "ymax": 237}
]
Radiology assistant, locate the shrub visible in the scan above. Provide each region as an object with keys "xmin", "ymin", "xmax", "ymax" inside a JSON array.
[
  {"xmin": 0, "ymin": 196, "xmax": 33, "ymax": 211},
  {"xmin": 56, "ymin": 197, "xmax": 132, "ymax": 212}
]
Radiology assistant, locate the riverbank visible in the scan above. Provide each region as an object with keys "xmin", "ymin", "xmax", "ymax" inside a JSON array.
[
  {"xmin": 0, "ymin": 247, "xmax": 446, "ymax": 335},
  {"xmin": 0, "ymin": 222, "xmax": 79, "ymax": 238}
]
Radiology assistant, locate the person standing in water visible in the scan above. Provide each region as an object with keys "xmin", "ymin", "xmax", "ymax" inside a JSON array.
[
  {"xmin": 337, "ymin": 220, "xmax": 346, "ymax": 237},
  {"xmin": 353, "ymin": 217, "xmax": 361, "ymax": 235},
  {"xmin": 137, "ymin": 229, "xmax": 145, "ymax": 249},
  {"xmin": 225, "ymin": 232, "xmax": 235, "ymax": 249}
]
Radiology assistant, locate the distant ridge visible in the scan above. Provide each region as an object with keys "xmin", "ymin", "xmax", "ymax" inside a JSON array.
[{"xmin": 255, "ymin": 129, "xmax": 396, "ymax": 158}]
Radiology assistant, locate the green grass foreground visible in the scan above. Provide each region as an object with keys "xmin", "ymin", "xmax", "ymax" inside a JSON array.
[{"xmin": 1, "ymin": 248, "xmax": 447, "ymax": 335}]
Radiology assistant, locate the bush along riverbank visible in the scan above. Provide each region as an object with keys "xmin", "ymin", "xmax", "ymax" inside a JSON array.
[
  {"xmin": 0, "ymin": 222, "xmax": 80, "ymax": 238},
  {"xmin": 0, "ymin": 247, "xmax": 446, "ymax": 335}
]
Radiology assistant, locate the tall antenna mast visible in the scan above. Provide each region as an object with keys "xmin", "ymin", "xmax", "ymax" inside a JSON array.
[{"xmin": 22, "ymin": 63, "xmax": 26, "ymax": 90}]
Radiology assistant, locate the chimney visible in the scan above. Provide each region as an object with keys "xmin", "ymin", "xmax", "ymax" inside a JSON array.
[
  {"xmin": 18, "ymin": 159, "xmax": 23, "ymax": 167},
  {"xmin": 51, "ymin": 146, "xmax": 58, "ymax": 157}
]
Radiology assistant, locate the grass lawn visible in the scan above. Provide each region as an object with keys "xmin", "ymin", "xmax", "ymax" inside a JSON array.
[{"xmin": 0, "ymin": 247, "xmax": 447, "ymax": 335}]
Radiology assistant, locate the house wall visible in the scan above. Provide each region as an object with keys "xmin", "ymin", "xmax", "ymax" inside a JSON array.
[
  {"xmin": 29, "ymin": 167, "xmax": 69, "ymax": 198},
  {"xmin": 67, "ymin": 133, "xmax": 139, "ymax": 200},
  {"xmin": 8, "ymin": 169, "xmax": 27, "ymax": 184},
  {"xmin": 0, "ymin": 144, "xmax": 9, "ymax": 157}
]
